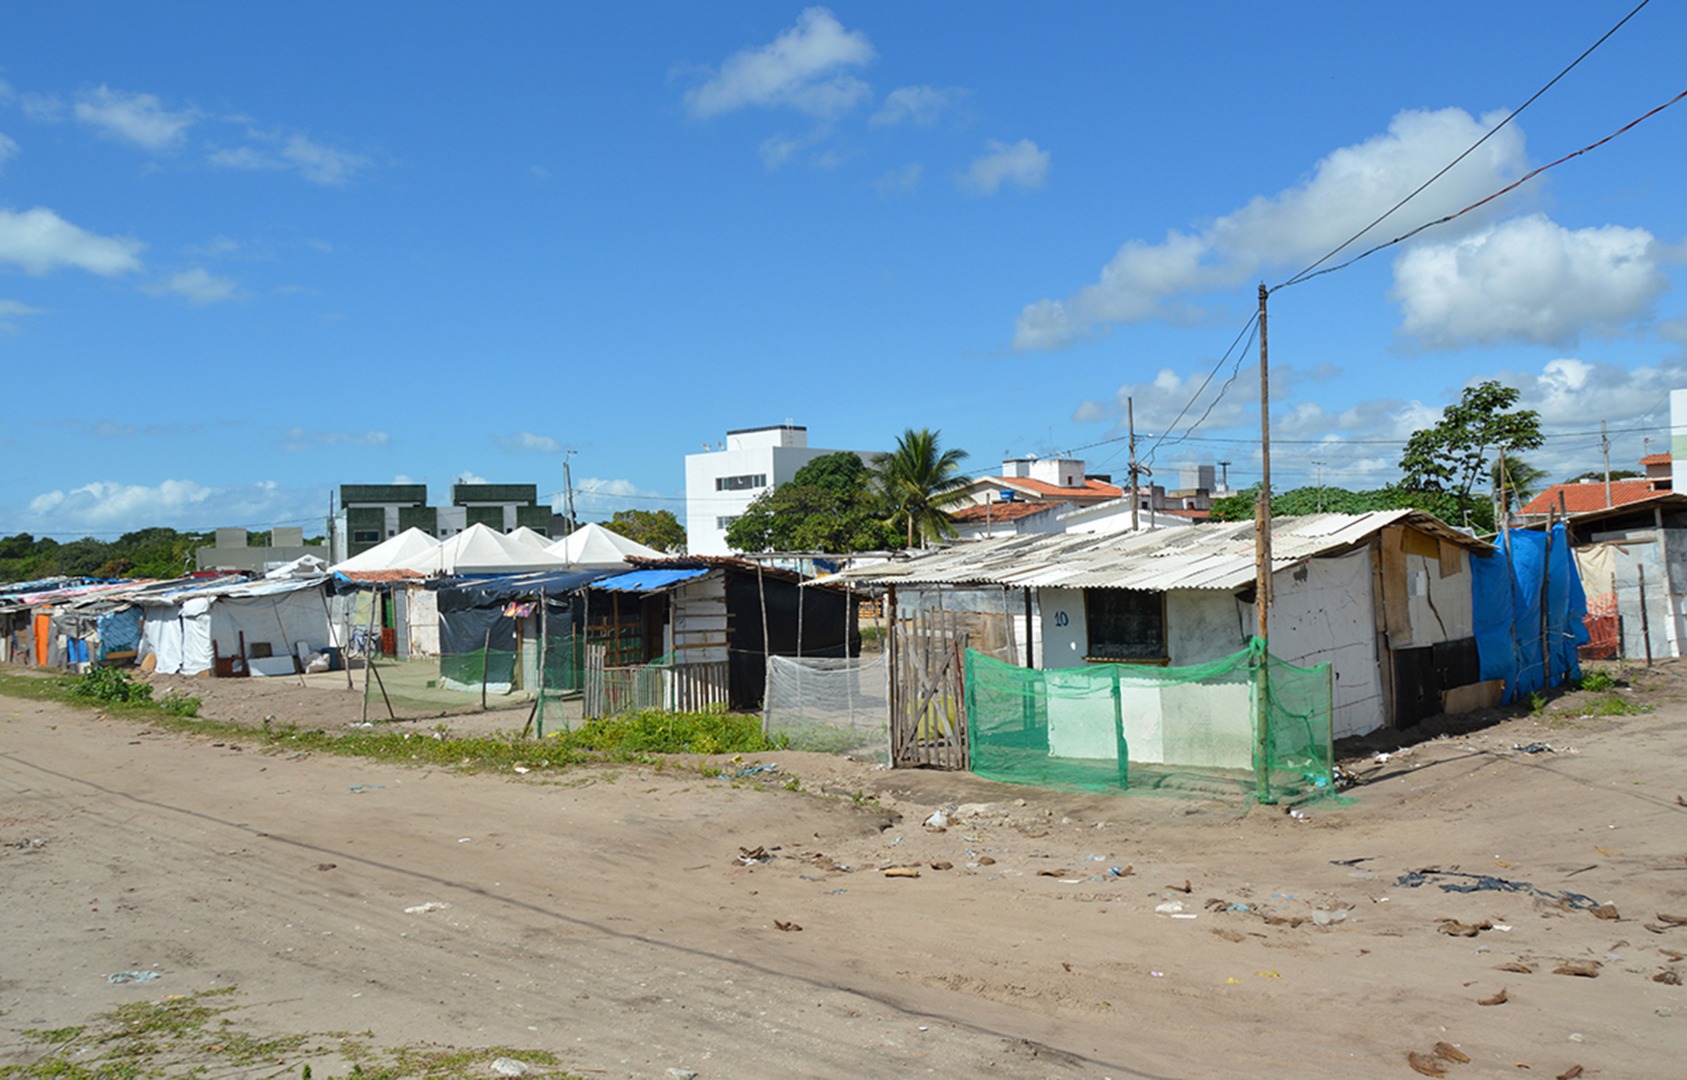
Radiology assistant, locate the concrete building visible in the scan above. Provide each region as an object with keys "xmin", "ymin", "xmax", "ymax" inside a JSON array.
[
  {"xmin": 195, "ymin": 526, "xmax": 326, "ymax": 574},
  {"xmin": 329, "ymin": 483, "xmax": 552, "ymax": 563},
  {"xmin": 684, "ymin": 424, "xmax": 866, "ymax": 555}
]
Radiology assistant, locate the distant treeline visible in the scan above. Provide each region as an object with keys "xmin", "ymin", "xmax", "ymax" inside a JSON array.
[{"xmin": 0, "ymin": 528, "xmax": 329, "ymax": 584}]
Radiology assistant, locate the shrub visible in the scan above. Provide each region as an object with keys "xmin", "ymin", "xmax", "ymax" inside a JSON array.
[
  {"xmin": 67, "ymin": 666, "xmax": 154, "ymax": 705},
  {"xmin": 556, "ymin": 707, "xmax": 778, "ymax": 756},
  {"xmin": 1579, "ymin": 670, "xmax": 1616, "ymax": 692}
]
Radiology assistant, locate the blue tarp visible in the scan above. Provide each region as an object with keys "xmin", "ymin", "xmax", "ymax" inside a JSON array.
[
  {"xmin": 1471, "ymin": 524, "xmax": 1589, "ymax": 702},
  {"xmin": 95, "ymin": 607, "xmax": 143, "ymax": 659},
  {"xmin": 590, "ymin": 568, "xmax": 711, "ymax": 594}
]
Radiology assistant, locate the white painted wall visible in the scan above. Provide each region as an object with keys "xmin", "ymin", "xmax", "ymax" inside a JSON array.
[{"xmin": 684, "ymin": 427, "xmax": 872, "ymax": 555}]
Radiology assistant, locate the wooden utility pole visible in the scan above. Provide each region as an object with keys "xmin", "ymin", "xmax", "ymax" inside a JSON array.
[
  {"xmin": 1128, "ymin": 396, "xmax": 1141, "ymax": 532},
  {"xmin": 1498, "ymin": 445, "xmax": 1508, "ymax": 530},
  {"xmin": 1602, "ymin": 419, "xmax": 1612, "ymax": 508},
  {"xmin": 1253, "ymin": 283, "xmax": 1274, "ymax": 804}
]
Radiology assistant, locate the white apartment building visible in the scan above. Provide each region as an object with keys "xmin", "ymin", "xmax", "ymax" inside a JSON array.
[{"xmin": 684, "ymin": 424, "xmax": 860, "ymax": 555}]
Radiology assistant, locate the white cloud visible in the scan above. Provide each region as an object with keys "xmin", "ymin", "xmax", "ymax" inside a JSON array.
[
  {"xmin": 1391, "ymin": 214, "xmax": 1667, "ymax": 348},
  {"xmin": 572, "ymin": 476, "xmax": 663, "ymax": 517},
  {"xmin": 143, "ymin": 267, "xmax": 237, "ymax": 305},
  {"xmin": 959, "ymin": 138, "xmax": 1049, "ymax": 195},
  {"xmin": 282, "ymin": 428, "xmax": 390, "ymax": 452},
  {"xmin": 685, "ymin": 7, "xmax": 873, "ymax": 119},
  {"xmin": 21, "ymin": 478, "xmax": 314, "ymax": 533},
  {"xmin": 870, "ymin": 85, "xmax": 964, "ymax": 127},
  {"xmin": 0, "ymin": 298, "xmax": 44, "ymax": 332},
  {"xmin": 0, "ymin": 130, "xmax": 18, "ymax": 172},
  {"xmin": 874, "ymin": 162, "xmax": 922, "ymax": 196},
  {"xmin": 0, "ymin": 206, "xmax": 144, "ymax": 276},
  {"xmin": 1015, "ymin": 107, "xmax": 1529, "ymax": 350},
  {"xmin": 456, "ymin": 470, "xmax": 489, "ymax": 485},
  {"xmin": 73, "ymin": 85, "xmax": 197, "ymax": 151},
  {"xmin": 497, "ymin": 431, "xmax": 564, "ymax": 453},
  {"xmin": 208, "ymin": 132, "xmax": 371, "ymax": 186}
]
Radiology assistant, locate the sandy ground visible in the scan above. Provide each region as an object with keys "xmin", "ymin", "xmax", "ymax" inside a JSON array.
[{"xmin": 3, "ymin": 664, "xmax": 1686, "ymax": 1079}]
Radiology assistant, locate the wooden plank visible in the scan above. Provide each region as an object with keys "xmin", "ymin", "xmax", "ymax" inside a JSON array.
[{"xmin": 1379, "ymin": 527, "xmax": 1413, "ymax": 645}]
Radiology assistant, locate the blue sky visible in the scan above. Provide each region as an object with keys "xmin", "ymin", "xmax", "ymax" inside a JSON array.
[{"xmin": 3, "ymin": 2, "xmax": 1684, "ymax": 539}]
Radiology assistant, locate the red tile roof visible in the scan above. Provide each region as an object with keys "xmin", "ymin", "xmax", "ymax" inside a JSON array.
[
  {"xmin": 1640, "ymin": 452, "xmax": 1671, "ymax": 466},
  {"xmin": 1520, "ymin": 478, "xmax": 1661, "ymax": 516},
  {"xmin": 950, "ymin": 501, "xmax": 1058, "ymax": 523},
  {"xmin": 986, "ymin": 476, "xmax": 1123, "ymax": 501}
]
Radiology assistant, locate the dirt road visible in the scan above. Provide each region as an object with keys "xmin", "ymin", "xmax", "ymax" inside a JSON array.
[{"xmin": 3, "ymin": 669, "xmax": 1685, "ymax": 1078}]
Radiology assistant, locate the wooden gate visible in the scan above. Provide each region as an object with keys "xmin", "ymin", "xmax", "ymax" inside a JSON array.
[
  {"xmin": 889, "ymin": 603, "xmax": 969, "ymax": 769},
  {"xmin": 584, "ymin": 644, "xmax": 731, "ymax": 718}
]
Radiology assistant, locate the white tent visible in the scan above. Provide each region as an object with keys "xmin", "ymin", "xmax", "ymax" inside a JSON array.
[
  {"xmin": 136, "ymin": 578, "xmax": 333, "ymax": 677},
  {"xmin": 506, "ymin": 525, "xmax": 554, "ymax": 549},
  {"xmin": 398, "ymin": 522, "xmax": 572, "ymax": 576},
  {"xmin": 331, "ymin": 528, "xmax": 440, "ymax": 574},
  {"xmin": 544, "ymin": 522, "xmax": 665, "ymax": 569}
]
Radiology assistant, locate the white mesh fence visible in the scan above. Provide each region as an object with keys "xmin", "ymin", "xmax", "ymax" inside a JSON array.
[{"xmin": 764, "ymin": 654, "xmax": 888, "ymax": 761}]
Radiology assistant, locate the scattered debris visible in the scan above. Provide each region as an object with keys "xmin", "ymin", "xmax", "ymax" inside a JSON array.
[
  {"xmin": 883, "ymin": 867, "xmax": 920, "ymax": 879},
  {"xmin": 977, "ymin": 856, "xmax": 997, "ymax": 866},
  {"xmin": 1398, "ymin": 869, "xmax": 1600, "ymax": 910},
  {"xmin": 490, "ymin": 1058, "xmax": 529, "ymax": 1077},
  {"xmin": 1654, "ymin": 969, "xmax": 1682, "ymax": 985},
  {"xmin": 773, "ymin": 919, "xmax": 802, "ymax": 932},
  {"xmin": 1496, "ymin": 962, "xmax": 1534, "ymax": 974},
  {"xmin": 1407, "ymin": 1049, "xmax": 1447, "ymax": 1076},
  {"xmin": 667, "ymin": 1070, "xmax": 699, "ymax": 1080},
  {"xmin": 929, "ymin": 860, "xmax": 953, "ymax": 871},
  {"xmin": 1154, "ymin": 901, "xmax": 1186, "ymax": 915},
  {"xmin": 1212, "ymin": 928, "xmax": 1246, "ymax": 943},
  {"xmin": 1107, "ymin": 865, "xmax": 1132, "ymax": 878},
  {"xmin": 1591, "ymin": 903, "xmax": 1621, "ymax": 921},
  {"xmin": 10, "ymin": 837, "xmax": 46, "ymax": 850},
  {"xmin": 1036, "ymin": 869, "xmax": 1071, "ymax": 878},
  {"xmin": 730, "ymin": 763, "xmax": 780, "ymax": 778},
  {"xmin": 107, "ymin": 970, "xmax": 161, "ymax": 984},
  {"xmin": 1440, "ymin": 919, "xmax": 1493, "ymax": 938},
  {"xmin": 1311, "ymin": 908, "xmax": 1349, "ymax": 926},
  {"xmin": 1167, "ymin": 879, "xmax": 1192, "ymax": 894},
  {"xmin": 1477, "ymin": 987, "xmax": 1509, "ymax": 1006},
  {"xmin": 736, "ymin": 846, "xmax": 773, "ymax": 866},
  {"xmin": 1512, "ymin": 742, "xmax": 1559, "ymax": 754},
  {"xmin": 1434, "ymin": 1042, "xmax": 1470, "ymax": 1064},
  {"xmin": 347, "ymin": 785, "xmax": 384, "ymax": 793},
  {"xmin": 1552, "ymin": 960, "xmax": 1601, "ymax": 978},
  {"xmin": 1556, "ymin": 1066, "xmax": 1583, "ymax": 1080},
  {"xmin": 403, "ymin": 902, "xmax": 449, "ymax": 914},
  {"xmin": 923, "ymin": 809, "xmax": 950, "ymax": 831},
  {"xmin": 315, "ymin": 863, "xmax": 336, "ymax": 871},
  {"xmin": 1657, "ymin": 912, "xmax": 1687, "ymax": 927}
]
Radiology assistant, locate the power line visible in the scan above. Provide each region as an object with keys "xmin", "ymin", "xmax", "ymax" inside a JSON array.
[{"xmin": 1277, "ymin": 0, "xmax": 1652, "ymax": 290}]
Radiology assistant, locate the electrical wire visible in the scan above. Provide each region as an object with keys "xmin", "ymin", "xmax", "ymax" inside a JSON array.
[
  {"xmin": 1280, "ymin": 83, "xmax": 1687, "ymax": 289},
  {"xmin": 1276, "ymin": 0, "xmax": 1652, "ymax": 291}
]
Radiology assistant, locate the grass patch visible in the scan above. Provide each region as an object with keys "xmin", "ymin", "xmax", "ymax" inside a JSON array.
[
  {"xmin": 1578, "ymin": 669, "xmax": 1617, "ymax": 693},
  {"xmin": 549, "ymin": 707, "xmax": 781, "ymax": 757},
  {"xmin": 1579, "ymin": 692, "xmax": 1649, "ymax": 717},
  {"xmin": 0, "ymin": 670, "xmax": 199, "ymax": 720},
  {"xmin": 0, "ymin": 989, "xmax": 581, "ymax": 1080},
  {"xmin": 1, "ymin": 671, "xmax": 777, "ymax": 775}
]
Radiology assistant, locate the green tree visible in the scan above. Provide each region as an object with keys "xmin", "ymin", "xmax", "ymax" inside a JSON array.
[
  {"xmin": 725, "ymin": 452, "xmax": 900, "ymax": 553},
  {"xmin": 1211, "ymin": 484, "xmax": 1495, "ymax": 532},
  {"xmin": 874, "ymin": 428, "xmax": 971, "ymax": 548},
  {"xmin": 1399, "ymin": 381, "xmax": 1542, "ymax": 523},
  {"xmin": 607, "ymin": 508, "xmax": 687, "ymax": 552},
  {"xmin": 1490, "ymin": 457, "xmax": 1550, "ymax": 510}
]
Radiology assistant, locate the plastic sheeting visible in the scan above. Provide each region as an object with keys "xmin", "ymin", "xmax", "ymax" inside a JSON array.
[{"xmin": 1471, "ymin": 525, "xmax": 1589, "ymax": 702}]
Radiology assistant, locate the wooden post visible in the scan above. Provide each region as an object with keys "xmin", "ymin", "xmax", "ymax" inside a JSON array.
[
  {"xmin": 481, "ymin": 626, "xmax": 492, "ymax": 710},
  {"xmin": 1021, "ymin": 586, "xmax": 1035, "ymax": 669},
  {"xmin": 1254, "ymin": 282, "xmax": 1275, "ymax": 804},
  {"xmin": 1542, "ymin": 513, "xmax": 1554, "ymax": 690},
  {"xmin": 1654, "ymin": 503, "xmax": 1677, "ymax": 658},
  {"xmin": 360, "ymin": 588, "xmax": 379, "ymax": 723},
  {"xmin": 535, "ymin": 588, "xmax": 548, "ymax": 738},
  {"xmin": 1639, "ymin": 562, "xmax": 1654, "ymax": 667},
  {"xmin": 885, "ymin": 583, "xmax": 898, "ymax": 765}
]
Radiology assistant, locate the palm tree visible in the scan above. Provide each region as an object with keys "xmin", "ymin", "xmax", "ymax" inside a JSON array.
[
  {"xmin": 875, "ymin": 428, "xmax": 971, "ymax": 548},
  {"xmin": 1490, "ymin": 457, "xmax": 1550, "ymax": 512}
]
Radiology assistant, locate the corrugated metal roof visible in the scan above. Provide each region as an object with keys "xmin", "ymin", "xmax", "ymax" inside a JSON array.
[
  {"xmin": 590, "ymin": 567, "xmax": 712, "ymax": 593},
  {"xmin": 829, "ymin": 510, "xmax": 1487, "ymax": 591}
]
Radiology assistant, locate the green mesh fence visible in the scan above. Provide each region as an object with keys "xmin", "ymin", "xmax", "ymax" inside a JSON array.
[
  {"xmin": 359, "ymin": 632, "xmax": 587, "ymax": 726},
  {"xmin": 964, "ymin": 638, "xmax": 1332, "ymax": 802}
]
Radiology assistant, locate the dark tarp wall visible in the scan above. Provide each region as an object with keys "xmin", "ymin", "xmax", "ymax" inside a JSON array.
[
  {"xmin": 724, "ymin": 571, "xmax": 858, "ymax": 710},
  {"xmin": 435, "ymin": 579, "xmax": 589, "ymax": 689}
]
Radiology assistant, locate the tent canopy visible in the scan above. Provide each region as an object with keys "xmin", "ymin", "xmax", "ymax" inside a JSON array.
[
  {"xmin": 544, "ymin": 522, "xmax": 665, "ymax": 568},
  {"xmin": 399, "ymin": 523, "xmax": 573, "ymax": 576},
  {"xmin": 506, "ymin": 526, "xmax": 554, "ymax": 549},
  {"xmin": 331, "ymin": 528, "xmax": 440, "ymax": 573}
]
